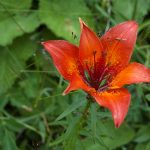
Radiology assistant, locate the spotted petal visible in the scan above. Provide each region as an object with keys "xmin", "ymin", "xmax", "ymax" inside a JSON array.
[
  {"xmin": 79, "ymin": 19, "xmax": 104, "ymax": 70},
  {"xmin": 42, "ymin": 40, "xmax": 91, "ymax": 95},
  {"xmin": 101, "ymin": 21, "xmax": 138, "ymax": 76},
  {"xmin": 63, "ymin": 73, "xmax": 92, "ymax": 95},
  {"xmin": 42, "ymin": 40, "xmax": 79, "ymax": 80},
  {"xmin": 90, "ymin": 88, "xmax": 131, "ymax": 128},
  {"xmin": 110, "ymin": 62, "xmax": 150, "ymax": 88}
]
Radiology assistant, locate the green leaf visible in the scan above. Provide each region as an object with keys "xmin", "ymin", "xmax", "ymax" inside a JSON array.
[
  {"xmin": 84, "ymin": 120, "xmax": 135, "ymax": 149},
  {"xmin": 135, "ymin": 142, "xmax": 150, "ymax": 150},
  {"xmin": 64, "ymin": 116, "xmax": 80, "ymax": 150},
  {"xmin": 0, "ymin": 0, "xmax": 41, "ymax": 45},
  {"xmin": 95, "ymin": 4, "xmax": 116, "ymax": 25},
  {"xmin": 146, "ymin": 94, "xmax": 150, "ymax": 101},
  {"xmin": 134, "ymin": 125, "xmax": 150, "ymax": 143},
  {"xmin": 49, "ymin": 135, "xmax": 65, "ymax": 147},
  {"xmin": 0, "ymin": 98, "xmax": 8, "ymax": 110},
  {"xmin": 81, "ymin": 139, "xmax": 107, "ymax": 150},
  {"xmin": 56, "ymin": 98, "xmax": 86, "ymax": 121},
  {"xmin": 0, "ymin": 13, "xmax": 41, "ymax": 46},
  {"xmin": 0, "ymin": 35, "xmax": 37, "ymax": 95},
  {"xmin": 3, "ymin": 115, "xmax": 42, "ymax": 136},
  {"xmin": 39, "ymin": 0, "xmax": 94, "ymax": 43},
  {"xmin": 2, "ymin": 129, "xmax": 19, "ymax": 150},
  {"xmin": 90, "ymin": 103, "xmax": 97, "ymax": 138},
  {"xmin": 135, "ymin": 143, "xmax": 146, "ymax": 150},
  {"xmin": 113, "ymin": 0, "xmax": 150, "ymax": 23},
  {"xmin": 0, "ymin": 0, "xmax": 31, "ymax": 11}
]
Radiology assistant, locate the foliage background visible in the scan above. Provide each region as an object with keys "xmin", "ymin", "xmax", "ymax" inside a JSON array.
[{"xmin": 0, "ymin": 0, "xmax": 150, "ymax": 149}]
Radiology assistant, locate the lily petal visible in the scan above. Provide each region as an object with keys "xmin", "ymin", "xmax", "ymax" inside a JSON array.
[
  {"xmin": 42, "ymin": 40, "xmax": 92, "ymax": 95},
  {"xmin": 63, "ymin": 73, "xmax": 92, "ymax": 95},
  {"xmin": 101, "ymin": 21, "xmax": 138, "ymax": 75},
  {"xmin": 110, "ymin": 62, "xmax": 150, "ymax": 88},
  {"xmin": 79, "ymin": 18, "xmax": 103, "ymax": 70},
  {"xmin": 91, "ymin": 88, "xmax": 131, "ymax": 128},
  {"xmin": 42, "ymin": 40, "xmax": 79, "ymax": 80}
]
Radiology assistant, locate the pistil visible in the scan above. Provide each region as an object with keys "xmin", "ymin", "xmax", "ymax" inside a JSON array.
[{"xmin": 80, "ymin": 50, "xmax": 109, "ymax": 92}]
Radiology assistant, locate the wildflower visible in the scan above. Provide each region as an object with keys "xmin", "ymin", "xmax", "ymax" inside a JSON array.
[{"xmin": 42, "ymin": 19, "xmax": 150, "ymax": 127}]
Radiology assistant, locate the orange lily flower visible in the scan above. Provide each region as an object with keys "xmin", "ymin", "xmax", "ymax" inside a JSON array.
[{"xmin": 42, "ymin": 19, "xmax": 150, "ymax": 128}]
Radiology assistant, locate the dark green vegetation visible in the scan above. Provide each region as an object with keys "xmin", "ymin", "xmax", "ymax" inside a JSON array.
[{"xmin": 0, "ymin": 0, "xmax": 150, "ymax": 149}]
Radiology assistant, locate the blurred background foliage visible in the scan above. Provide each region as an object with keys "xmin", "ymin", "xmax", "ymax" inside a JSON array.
[{"xmin": 0, "ymin": 0, "xmax": 150, "ymax": 149}]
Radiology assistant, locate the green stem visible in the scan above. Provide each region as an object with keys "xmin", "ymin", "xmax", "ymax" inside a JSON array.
[
  {"xmin": 62, "ymin": 96, "xmax": 93, "ymax": 147},
  {"xmin": 78, "ymin": 95, "xmax": 93, "ymax": 128}
]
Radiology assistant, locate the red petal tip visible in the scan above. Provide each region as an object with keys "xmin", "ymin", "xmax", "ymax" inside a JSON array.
[
  {"xmin": 114, "ymin": 116, "xmax": 122, "ymax": 128},
  {"xmin": 129, "ymin": 20, "xmax": 138, "ymax": 25},
  {"xmin": 121, "ymin": 20, "xmax": 138, "ymax": 29},
  {"xmin": 79, "ymin": 17, "xmax": 82, "ymax": 22},
  {"xmin": 90, "ymin": 88, "xmax": 131, "ymax": 128},
  {"xmin": 41, "ymin": 41, "xmax": 45, "ymax": 45},
  {"xmin": 79, "ymin": 18, "xmax": 87, "ymax": 29},
  {"xmin": 62, "ymin": 92, "xmax": 66, "ymax": 96}
]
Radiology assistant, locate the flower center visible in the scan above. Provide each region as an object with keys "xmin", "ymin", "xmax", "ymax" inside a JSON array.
[{"xmin": 83, "ymin": 50, "xmax": 109, "ymax": 91}]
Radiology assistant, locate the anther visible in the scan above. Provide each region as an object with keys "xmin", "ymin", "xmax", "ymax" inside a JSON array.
[
  {"xmin": 93, "ymin": 50, "xmax": 97, "ymax": 56},
  {"xmin": 93, "ymin": 50, "xmax": 97, "ymax": 74}
]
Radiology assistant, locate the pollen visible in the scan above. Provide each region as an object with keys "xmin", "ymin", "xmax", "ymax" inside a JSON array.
[
  {"xmin": 99, "ymin": 90, "xmax": 120, "ymax": 96},
  {"xmin": 67, "ymin": 62, "xmax": 77, "ymax": 74},
  {"xmin": 89, "ymin": 88, "xmax": 96, "ymax": 94}
]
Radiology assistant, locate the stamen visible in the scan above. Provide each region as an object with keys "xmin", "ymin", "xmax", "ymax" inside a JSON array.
[
  {"xmin": 98, "ymin": 67, "xmax": 108, "ymax": 83},
  {"xmin": 81, "ymin": 50, "xmax": 110, "ymax": 91},
  {"xmin": 85, "ymin": 62, "xmax": 93, "ymax": 81},
  {"xmin": 93, "ymin": 50, "xmax": 97, "ymax": 74},
  {"xmin": 98, "ymin": 84, "xmax": 108, "ymax": 92}
]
